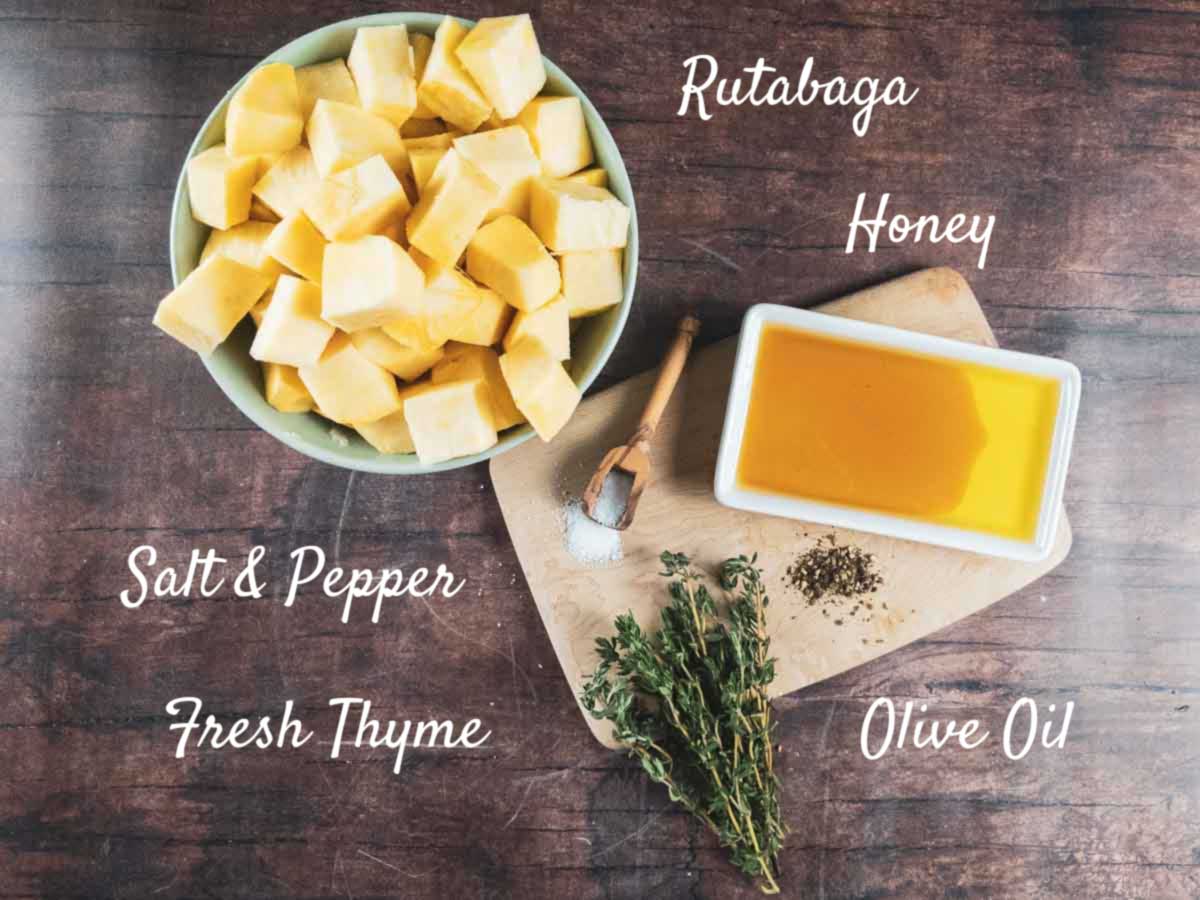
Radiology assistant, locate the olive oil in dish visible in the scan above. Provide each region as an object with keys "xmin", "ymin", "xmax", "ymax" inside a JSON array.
[{"xmin": 735, "ymin": 324, "xmax": 1061, "ymax": 542}]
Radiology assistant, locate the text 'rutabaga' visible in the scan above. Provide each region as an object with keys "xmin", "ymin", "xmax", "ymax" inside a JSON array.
[{"xmin": 678, "ymin": 55, "xmax": 918, "ymax": 136}]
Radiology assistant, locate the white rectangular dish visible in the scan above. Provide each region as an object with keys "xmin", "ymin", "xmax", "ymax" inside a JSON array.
[{"xmin": 713, "ymin": 303, "xmax": 1081, "ymax": 562}]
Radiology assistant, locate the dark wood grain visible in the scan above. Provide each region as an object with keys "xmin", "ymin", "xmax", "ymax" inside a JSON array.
[{"xmin": 1, "ymin": 1, "xmax": 1198, "ymax": 897}]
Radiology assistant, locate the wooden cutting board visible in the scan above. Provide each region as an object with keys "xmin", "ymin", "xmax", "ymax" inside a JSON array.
[{"xmin": 490, "ymin": 268, "xmax": 1072, "ymax": 747}]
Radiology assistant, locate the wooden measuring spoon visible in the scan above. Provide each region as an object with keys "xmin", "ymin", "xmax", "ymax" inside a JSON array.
[{"xmin": 582, "ymin": 314, "xmax": 701, "ymax": 530}]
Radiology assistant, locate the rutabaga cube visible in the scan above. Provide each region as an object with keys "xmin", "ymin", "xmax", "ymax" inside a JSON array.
[
  {"xmin": 515, "ymin": 96, "xmax": 593, "ymax": 178},
  {"xmin": 304, "ymin": 155, "xmax": 412, "ymax": 242},
  {"xmin": 226, "ymin": 63, "xmax": 304, "ymax": 157},
  {"xmin": 559, "ymin": 249, "xmax": 623, "ymax": 318},
  {"xmin": 409, "ymin": 146, "xmax": 449, "ymax": 194},
  {"xmin": 348, "ymin": 26, "xmax": 418, "ymax": 127},
  {"xmin": 252, "ymin": 145, "xmax": 321, "ymax": 220},
  {"xmin": 403, "ymin": 379, "xmax": 499, "ymax": 465},
  {"xmin": 249, "ymin": 197, "xmax": 281, "ymax": 222},
  {"xmin": 263, "ymin": 362, "xmax": 315, "ymax": 413},
  {"xmin": 381, "ymin": 318, "xmax": 443, "ymax": 352},
  {"xmin": 498, "ymin": 337, "xmax": 580, "ymax": 442},
  {"xmin": 298, "ymin": 332, "xmax": 404, "ymax": 424},
  {"xmin": 417, "ymin": 17, "xmax": 493, "ymax": 133},
  {"xmin": 350, "ymin": 328, "xmax": 445, "ymax": 381},
  {"xmin": 355, "ymin": 382, "xmax": 436, "ymax": 452},
  {"xmin": 153, "ymin": 256, "xmax": 273, "ymax": 355},
  {"xmin": 408, "ymin": 32, "xmax": 438, "ymax": 120},
  {"xmin": 405, "ymin": 148, "xmax": 499, "ymax": 267},
  {"xmin": 249, "ymin": 288, "xmax": 274, "ymax": 328},
  {"xmin": 400, "ymin": 118, "xmax": 446, "ymax": 139},
  {"xmin": 455, "ymin": 14, "xmax": 546, "ymax": 120},
  {"xmin": 503, "ymin": 295, "xmax": 569, "ymax": 361},
  {"xmin": 200, "ymin": 220, "xmax": 287, "ymax": 280},
  {"xmin": 306, "ymin": 99, "xmax": 409, "ymax": 179},
  {"xmin": 408, "ymin": 249, "xmax": 486, "ymax": 343},
  {"xmin": 529, "ymin": 178, "xmax": 630, "ymax": 252},
  {"xmin": 563, "ymin": 167, "xmax": 607, "ymax": 189},
  {"xmin": 295, "ymin": 59, "xmax": 360, "ymax": 120},
  {"xmin": 444, "ymin": 287, "xmax": 512, "ymax": 346},
  {"xmin": 452, "ymin": 125, "xmax": 540, "ymax": 221},
  {"xmin": 322, "ymin": 235, "xmax": 426, "ymax": 332},
  {"xmin": 465, "ymin": 214, "xmax": 559, "ymax": 312},
  {"xmin": 433, "ymin": 342, "xmax": 525, "ymax": 430},
  {"xmin": 405, "ymin": 132, "xmax": 457, "ymax": 152},
  {"xmin": 187, "ymin": 145, "xmax": 258, "ymax": 230},
  {"xmin": 264, "ymin": 211, "xmax": 327, "ymax": 283},
  {"xmin": 249, "ymin": 275, "xmax": 334, "ymax": 367}
]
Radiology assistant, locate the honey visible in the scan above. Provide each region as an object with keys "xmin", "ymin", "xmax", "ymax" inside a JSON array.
[{"xmin": 736, "ymin": 324, "xmax": 1061, "ymax": 541}]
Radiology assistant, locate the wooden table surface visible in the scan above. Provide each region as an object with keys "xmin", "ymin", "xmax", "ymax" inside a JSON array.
[{"xmin": 2, "ymin": 2, "xmax": 1198, "ymax": 898}]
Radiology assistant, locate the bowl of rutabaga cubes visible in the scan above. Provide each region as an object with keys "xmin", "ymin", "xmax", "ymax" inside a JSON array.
[{"xmin": 161, "ymin": 12, "xmax": 637, "ymax": 473}]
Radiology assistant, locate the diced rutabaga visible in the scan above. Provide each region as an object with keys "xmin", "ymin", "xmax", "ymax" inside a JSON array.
[
  {"xmin": 455, "ymin": 14, "xmax": 546, "ymax": 120},
  {"xmin": 465, "ymin": 214, "xmax": 559, "ymax": 311}
]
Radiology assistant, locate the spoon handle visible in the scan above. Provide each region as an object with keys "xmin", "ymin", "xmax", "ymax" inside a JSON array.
[{"xmin": 635, "ymin": 314, "xmax": 701, "ymax": 441}]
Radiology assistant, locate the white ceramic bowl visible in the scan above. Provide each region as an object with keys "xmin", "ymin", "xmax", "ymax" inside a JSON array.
[
  {"xmin": 169, "ymin": 13, "xmax": 637, "ymax": 473},
  {"xmin": 714, "ymin": 304, "xmax": 1081, "ymax": 561}
]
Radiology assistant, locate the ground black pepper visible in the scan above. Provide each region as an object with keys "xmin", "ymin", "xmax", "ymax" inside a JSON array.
[{"xmin": 784, "ymin": 534, "xmax": 884, "ymax": 623}]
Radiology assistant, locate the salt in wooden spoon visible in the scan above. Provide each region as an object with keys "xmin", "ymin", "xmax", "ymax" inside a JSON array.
[{"xmin": 582, "ymin": 314, "xmax": 701, "ymax": 530}]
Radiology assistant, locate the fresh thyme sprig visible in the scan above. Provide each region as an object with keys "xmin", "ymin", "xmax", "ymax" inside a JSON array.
[{"xmin": 581, "ymin": 551, "xmax": 785, "ymax": 894}]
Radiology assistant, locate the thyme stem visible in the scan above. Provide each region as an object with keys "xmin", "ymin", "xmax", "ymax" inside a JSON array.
[{"xmin": 580, "ymin": 551, "xmax": 787, "ymax": 894}]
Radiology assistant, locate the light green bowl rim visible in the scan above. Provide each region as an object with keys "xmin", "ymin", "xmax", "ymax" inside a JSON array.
[{"xmin": 169, "ymin": 12, "xmax": 638, "ymax": 474}]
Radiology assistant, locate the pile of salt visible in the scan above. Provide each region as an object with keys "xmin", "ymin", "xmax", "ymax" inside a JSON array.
[{"xmin": 560, "ymin": 499, "xmax": 623, "ymax": 566}]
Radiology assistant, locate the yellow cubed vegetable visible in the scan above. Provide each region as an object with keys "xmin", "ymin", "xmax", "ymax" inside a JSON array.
[
  {"xmin": 498, "ymin": 337, "xmax": 580, "ymax": 442},
  {"xmin": 465, "ymin": 214, "xmax": 559, "ymax": 311},
  {"xmin": 249, "ymin": 197, "xmax": 281, "ymax": 222},
  {"xmin": 503, "ymin": 295, "xmax": 569, "ymax": 361},
  {"xmin": 350, "ymin": 328, "xmax": 445, "ymax": 381},
  {"xmin": 382, "ymin": 319, "xmax": 443, "ymax": 352},
  {"xmin": 405, "ymin": 148, "xmax": 499, "ymax": 267},
  {"xmin": 200, "ymin": 220, "xmax": 286, "ymax": 280},
  {"xmin": 476, "ymin": 110, "xmax": 508, "ymax": 133},
  {"xmin": 303, "ymin": 154, "xmax": 412, "ymax": 242},
  {"xmin": 403, "ymin": 379, "xmax": 499, "ymax": 465},
  {"xmin": 354, "ymin": 382, "xmax": 436, "ymax": 452},
  {"xmin": 298, "ymin": 332, "xmax": 403, "ymax": 424},
  {"xmin": 226, "ymin": 63, "xmax": 303, "ymax": 157},
  {"xmin": 348, "ymin": 26, "xmax": 417, "ymax": 127},
  {"xmin": 295, "ymin": 59, "xmax": 360, "ymax": 120},
  {"xmin": 409, "ymin": 146, "xmax": 449, "ymax": 194},
  {"xmin": 417, "ymin": 17, "xmax": 492, "ymax": 133},
  {"xmin": 400, "ymin": 118, "xmax": 445, "ymax": 139},
  {"xmin": 391, "ymin": 248, "xmax": 484, "ymax": 343},
  {"xmin": 455, "ymin": 14, "xmax": 546, "ymax": 120},
  {"xmin": 187, "ymin": 145, "xmax": 258, "ymax": 230},
  {"xmin": 563, "ymin": 167, "xmax": 608, "ymax": 189},
  {"xmin": 560, "ymin": 249, "xmax": 623, "ymax": 318},
  {"xmin": 264, "ymin": 211, "xmax": 327, "ymax": 283},
  {"xmin": 252, "ymin": 145, "xmax": 321, "ymax": 220},
  {"xmin": 408, "ymin": 33, "xmax": 438, "ymax": 119},
  {"xmin": 262, "ymin": 362, "xmax": 314, "ymax": 413},
  {"xmin": 405, "ymin": 132, "xmax": 457, "ymax": 152},
  {"xmin": 529, "ymin": 177, "xmax": 630, "ymax": 252},
  {"xmin": 244, "ymin": 152, "xmax": 282, "ymax": 181},
  {"xmin": 433, "ymin": 342, "xmax": 524, "ymax": 430},
  {"xmin": 444, "ymin": 286, "xmax": 512, "ymax": 346},
  {"xmin": 322, "ymin": 234, "xmax": 426, "ymax": 331},
  {"xmin": 249, "ymin": 287, "xmax": 274, "ymax": 327},
  {"xmin": 378, "ymin": 219, "xmax": 407, "ymax": 246},
  {"xmin": 306, "ymin": 99, "xmax": 409, "ymax": 179},
  {"xmin": 249, "ymin": 275, "xmax": 334, "ymax": 367},
  {"xmin": 153, "ymin": 256, "xmax": 273, "ymax": 355},
  {"xmin": 515, "ymin": 96, "xmax": 593, "ymax": 178},
  {"xmin": 452, "ymin": 125, "xmax": 540, "ymax": 221}
]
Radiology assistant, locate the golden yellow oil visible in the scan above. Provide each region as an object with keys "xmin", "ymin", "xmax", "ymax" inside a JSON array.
[{"xmin": 736, "ymin": 324, "xmax": 1061, "ymax": 541}]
